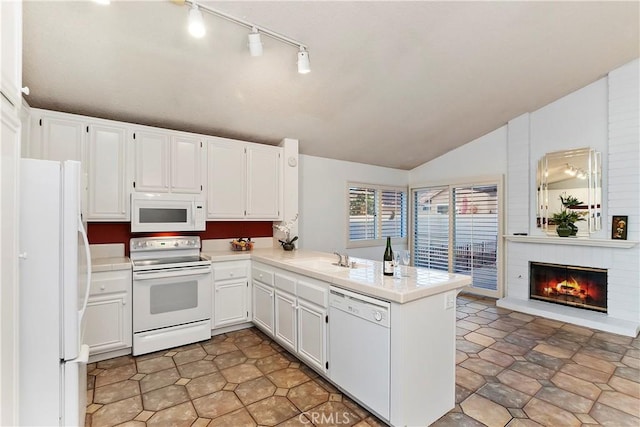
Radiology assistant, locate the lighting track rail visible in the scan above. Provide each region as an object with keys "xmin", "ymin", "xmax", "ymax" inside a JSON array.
[{"xmin": 178, "ymin": 0, "xmax": 311, "ymax": 73}]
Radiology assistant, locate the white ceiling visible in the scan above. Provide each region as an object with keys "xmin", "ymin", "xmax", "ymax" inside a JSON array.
[{"xmin": 22, "ymin": 1, "xmax": 639, "ymax": 170}]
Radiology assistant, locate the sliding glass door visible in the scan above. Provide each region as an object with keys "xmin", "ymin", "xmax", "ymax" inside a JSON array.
[{"xmin": 412, "ymin": 180, "xmax": 502, "ymax": 297}]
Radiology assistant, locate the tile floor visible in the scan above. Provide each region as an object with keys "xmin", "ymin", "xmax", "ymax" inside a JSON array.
[{"xmin": 86, "ymin": 295, "xmax": 640, "ymax": 426}]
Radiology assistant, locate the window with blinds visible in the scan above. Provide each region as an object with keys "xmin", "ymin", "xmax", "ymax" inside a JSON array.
[
  {"xmin": 413, "ymin": 186, "xmax": 450, "ymax": 271},
  {"xmin": 413, "ymin": 182, "xmax": 500, "ymax": 296},
  {"xmin": 348, "ymin": 184, "xmax": 407, "ymax": 245},
  {"xmin": 452, "ymin": 185, "xmax": 499, "ymax": 291}
]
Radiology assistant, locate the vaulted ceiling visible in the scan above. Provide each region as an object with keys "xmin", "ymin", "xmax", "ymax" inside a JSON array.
[{"xmin": 22, "ymin": 1, "xmax": 639, "ymax": 169}]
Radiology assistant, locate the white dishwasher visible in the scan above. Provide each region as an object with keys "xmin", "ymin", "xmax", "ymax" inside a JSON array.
[{"xmin": 328, "ymin": 286, "xmax": 391, "ymax": 420}]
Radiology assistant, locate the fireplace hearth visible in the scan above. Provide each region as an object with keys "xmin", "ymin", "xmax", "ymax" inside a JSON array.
[{"xmin": 529, "ymin": 262, "xmax": 607, "ymax": 313}]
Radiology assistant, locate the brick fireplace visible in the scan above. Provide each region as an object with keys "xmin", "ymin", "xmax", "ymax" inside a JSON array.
[{"xmin": 529, "ymin": 262, "xmax": 607, "ymax": 313}]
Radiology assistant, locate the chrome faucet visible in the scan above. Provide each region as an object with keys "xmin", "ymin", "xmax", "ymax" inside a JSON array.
[{"xmin": 333, "ymin": 251, "xmax": 350, "ymax": 267}]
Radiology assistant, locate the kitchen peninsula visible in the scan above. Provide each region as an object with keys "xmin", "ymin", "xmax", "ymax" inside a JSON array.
[{"xmin": 203, "ymin": 247, "xmax": 471, "ymax": 427}]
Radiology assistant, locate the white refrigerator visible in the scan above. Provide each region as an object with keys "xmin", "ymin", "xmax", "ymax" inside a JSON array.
[{"xmin": 19, "ymin": 159, "xmax": 91, "ymax": 426}]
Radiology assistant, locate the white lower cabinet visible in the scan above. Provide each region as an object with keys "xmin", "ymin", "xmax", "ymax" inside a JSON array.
[
  {"xmin": 251, "ymin": 262, "xmax": 328, "ymax": 374},
  {"xmin": 85, "ymin": 269, "xmax": 132, "ymax": 360},
  {"xmin": 297, "ymin": 299, "xmax": 327, "ymax": 372},
  {"xmin": 213, "ymin": 261, "xmax": 250, "ymax": 329},
  {"xmin": 274, "ymin": 290, "xmax": 297, "ymax": 352}
]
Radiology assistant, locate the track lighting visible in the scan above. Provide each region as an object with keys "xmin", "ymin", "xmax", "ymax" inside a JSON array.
[
  {"xmin": 181, "ymin": 0, "xmax": 310, "ymax": 74},
  {"xmin": 188, "ymin": 3, "xmax": 206, "ymax": 39},
  {"xmin": 297, "ymin": 47, "xmax": 311, "ymax": 74},
  {"xmin": 248, "ymin": 27, "xmax": 263, "ymax": 57}
]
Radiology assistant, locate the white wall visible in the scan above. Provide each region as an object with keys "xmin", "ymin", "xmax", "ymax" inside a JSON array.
[
  {"xmin": 409, "ymin": 126, "xmax": 508, "ymax": 185},
  {"xmin": 298, "ymin": 155, "xmax": 408, "ymax": 259}
]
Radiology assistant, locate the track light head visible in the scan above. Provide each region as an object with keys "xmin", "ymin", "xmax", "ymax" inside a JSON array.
[
  {"xmin": 297, "ymin": 47, "xmax": 310, "ymax": 74},
  {"xmin": 248, "ymin": 28, "xmax": 263, "ymax": 57},
  {"xmin": 188, "ymin": 3, "xmax": 206, "ymax": 38}
]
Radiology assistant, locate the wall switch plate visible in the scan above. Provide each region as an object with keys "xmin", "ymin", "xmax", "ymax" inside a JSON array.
[{"xmin": 445, "ymin": 291, "xmax": 455, "ymax": 310}]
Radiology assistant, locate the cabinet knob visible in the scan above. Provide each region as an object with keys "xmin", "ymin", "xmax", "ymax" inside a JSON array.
[
  {"xmin": 100, "ymin": 285, "xmax": 105, "ymax": 291},
  {"xmin": 122, "ymin": 301, "xmax": 126, "ymax": 305},
  {"xmin": 18, "ymin": 252, "xmax": 28, "ymax": 260},
  {"xmin": 229, "ymin": 272, "xmax": 234, "ymax": 277}
]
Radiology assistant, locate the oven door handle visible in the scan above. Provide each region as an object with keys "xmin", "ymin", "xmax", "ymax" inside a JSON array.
[{"xmin": 133, "ymin": 266, "xmax": 212, "ymax": 281}]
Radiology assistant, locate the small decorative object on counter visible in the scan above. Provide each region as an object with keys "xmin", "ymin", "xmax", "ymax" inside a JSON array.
[
  {"xmin": 230, "ymin": 238, "xmax": 254, "ymax": 251},
  {"xmin": 274, "ymin": 213, "xmax": 299, "ymax": 251},
  {"xmin": 383, "ymin": 236, "xmax": 394, "ymax": 276}
]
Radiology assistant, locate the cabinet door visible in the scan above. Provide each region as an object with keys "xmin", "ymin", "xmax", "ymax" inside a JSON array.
[
  {"xmin": 41, "ymin": 116, "xmax": 85, "ymax": 163},
  {"xmin": 171, "ymin": 135, "xmax": 202, "ymax": 193},
  {"xmin": 297, "ymin": 299, "xmax": 327, "ymax": 373},
  {"xmin": 252, "ymin": 281, "xmax": 274, "ymax": 335},
  {"xmin": 207, "ymin": 139, "xmax": 246, "ymax": 218},
  {"xmin": 1, "ymin": 0, "xmax": 22, "ymax": 108},
  {"xmin": 246, "ymin": 144, "xmax": 281, "ymax": 219},
  {"xmin": 214, "ymin": 280, "xmax": 249, "ymax": 328},
  {"xmin": 85, "ymin": 292, "xmax": 131, "ymax": 354},
  {"xmin": 86, "ymin": 124, "xmax": 129, "ymax": 220},
  {"xmin": 134, "ymin": 130, "xmax": 170, "ymax": 192},
  {"xmin": 274, "ymin": 290, "xmax": 297, "ymax": 352}
]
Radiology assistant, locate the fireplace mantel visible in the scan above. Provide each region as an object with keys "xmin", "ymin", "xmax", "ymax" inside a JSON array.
[{"xmin": 504, "ymin": 235, "xmax": 638, "ymax": 249}]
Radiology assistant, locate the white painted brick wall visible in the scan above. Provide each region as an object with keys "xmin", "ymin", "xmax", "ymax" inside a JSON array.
[{"xmin": 506, "ymin": 114, "xmax": 530, "ymax": 234}]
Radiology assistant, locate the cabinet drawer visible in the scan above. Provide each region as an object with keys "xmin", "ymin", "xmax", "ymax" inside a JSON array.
[
  {"xmin": 90, "ymin": 269, "xmax": 131, "ymax": 295},
  {"xmin": 275, "ymin": 273, "xmax": 296, "ymax": 294},
  {"xmin": 297, "ymin": 279, "xmax": 328, "ymax": 308},
  {"xmin": 214, "ymin": 264, "xmax": 248, "ymax": 281},
  {"xmin": 252, "ymin": 265, "xmax": 274, "ymax": 286}
]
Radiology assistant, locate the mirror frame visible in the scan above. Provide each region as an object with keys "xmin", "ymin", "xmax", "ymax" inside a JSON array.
[{"xmin": 537, "ymin": 147, "xmax": 602, "ymax": 235}]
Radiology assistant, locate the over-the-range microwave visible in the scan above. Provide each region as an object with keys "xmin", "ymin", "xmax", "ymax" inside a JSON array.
[{"xmin": 131, "ymin": 193, "xmax": 206, "ymax": 232}]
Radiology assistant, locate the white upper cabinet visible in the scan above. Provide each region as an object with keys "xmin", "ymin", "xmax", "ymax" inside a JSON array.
[
  {"xmin": 207, "ymin": 137, "xmax": 282, "ymax": 220},
  {"xmin": 171, "ymin": 134, "xmax": 203, "ymax": 194},
  {"xmin": 1, "ymin": 0, "xmax": 22, "ymax": 109},
  {"xmin": 133, "ymin": 130, "xmax": 170, "ymax": 192},
  {"xmin": 40, "ymin": 116, "xmax": 85, "ymax": 163},
  {"xmin": 246, "ymin": 144, "xmax": 282, "ymax": 219},
  {"xmin": 86, "ymin": 123, "xmax": 131, "ymax": 220},
  {"xmin": 134, "ymin": 130, "xmax": 202, "ymax": 194},
  {"xmin": 207, "ymin": 139, "xmax": 246, "ymax": 218}
]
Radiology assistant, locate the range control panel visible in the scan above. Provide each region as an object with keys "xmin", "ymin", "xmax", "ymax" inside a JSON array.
[{"xmin": 130, "ymin": 236, "xmax": 201, "ymax": 252}]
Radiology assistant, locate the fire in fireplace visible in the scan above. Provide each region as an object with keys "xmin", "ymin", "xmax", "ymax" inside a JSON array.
[{"xmin": 529, "ymin": 262, "xmax": 607, "ymax": 313}]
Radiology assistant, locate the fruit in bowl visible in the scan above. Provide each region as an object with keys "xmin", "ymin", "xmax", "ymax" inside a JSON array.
[{"xmin": 230, "ymin": 238, "xmax": 253, "ymax": 251}]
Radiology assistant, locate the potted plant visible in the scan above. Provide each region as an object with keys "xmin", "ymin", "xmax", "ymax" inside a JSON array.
[
  {"xmin": 273, "ymin": 214, "xmax": 299, "ymax": 250},
  {"xmin": 552, "ymin": 195, "xmax": 586, "ymax": 237}
]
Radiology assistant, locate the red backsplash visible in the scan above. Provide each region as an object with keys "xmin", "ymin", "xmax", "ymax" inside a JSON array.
[{"xmin": 87, "ymin": 222, "xmax": 273, "ymax": 256}]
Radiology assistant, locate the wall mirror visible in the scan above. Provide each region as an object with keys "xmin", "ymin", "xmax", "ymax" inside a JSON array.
[{"xmin": 537, "ymin": 147, "xmax": 602, "ymax": 236}]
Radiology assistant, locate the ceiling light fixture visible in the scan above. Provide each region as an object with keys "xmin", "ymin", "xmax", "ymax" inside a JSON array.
[
  {"xmin": 188, "ymin": 3, "xmax": 206, "ymax": 39},
  {"xmin": 297, "ymin": 47, "xmax": 311, "ymax": 74},
  {"xmin": 180, "ymin": 0, "xmax": 310, "ymax": 74},
  {"xmin": 248, "ymin": 27, "xmax": 263, "ymax": 57}
]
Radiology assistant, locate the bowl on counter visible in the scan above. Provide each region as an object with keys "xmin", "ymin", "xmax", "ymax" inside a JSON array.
[{"xmin": 230, "ymin": 240, "xmax": 254, "ymax": 251}]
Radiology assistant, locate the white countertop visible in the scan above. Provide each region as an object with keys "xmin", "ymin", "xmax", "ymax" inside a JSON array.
[
  {"xmin": 202, "ymin": 248, "xmax": 471, "ymax": 304},
  {"xmin": 92, "ymin": 256, "xmax": 131, "ymax": 273}
]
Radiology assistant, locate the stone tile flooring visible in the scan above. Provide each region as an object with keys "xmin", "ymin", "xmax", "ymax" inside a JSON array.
[{"xmin": 86, "ymin": 295, "xmax": 640, "ymax": 426}]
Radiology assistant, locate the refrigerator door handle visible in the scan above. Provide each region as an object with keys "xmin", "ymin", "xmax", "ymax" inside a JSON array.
[{"xmin": 78, "ymin": 216, "xmax": 92, "ymax": 321}]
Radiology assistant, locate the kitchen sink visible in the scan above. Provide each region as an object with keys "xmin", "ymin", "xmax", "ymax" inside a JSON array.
[{"xmin": 287, "ymin": 257, "xmax": 357, "ymax": 272}]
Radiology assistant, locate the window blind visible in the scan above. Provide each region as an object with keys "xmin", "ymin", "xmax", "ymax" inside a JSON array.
[
  {"xmin": 452, "ymin": 185, "xmax": 498, "ymax": 291},
  {"xmin": 349, "ymin": 187, "xmax": 376, "ymax": 241},
  {"xmin": 413, "ymin": 186, "xmax": 450, "ymax": 271}
]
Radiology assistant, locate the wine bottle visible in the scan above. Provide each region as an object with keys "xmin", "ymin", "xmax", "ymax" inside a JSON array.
[{"xmin": 383, "ymin": 237, "xmax": 394, "ymax": 276}]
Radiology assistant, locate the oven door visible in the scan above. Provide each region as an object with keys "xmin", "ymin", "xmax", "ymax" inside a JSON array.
[{"xmin": 133, "ymin": 266, "xmax": 212, "ymax": 333}]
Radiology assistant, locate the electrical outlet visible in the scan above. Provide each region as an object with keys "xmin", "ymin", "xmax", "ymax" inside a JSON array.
[{"xmin": 445, "ymin": 291, "xmax": 455, "ymax": 309}]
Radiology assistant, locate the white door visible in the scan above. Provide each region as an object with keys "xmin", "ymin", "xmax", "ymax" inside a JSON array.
[
  {"xmin": 41, "ymin": 116, "xmax": 84, "ymax": 162},
  {"xmin": 207, "ymin": 139, "xmax": 246, "ymax": 218},
  {"xmin": 297, "ymin": 300, "xmax": 326, "ymax": 373},
  {"xmin": 252, "ymin": 281, "xmax": 274, "ymax": 335},
  {"xmin": 86, "ymin": 124, "xmax": 129, "ymax": 220},
  {"xmin": 134, "ymin": 130, "xmax": 170, "ymax": 192},
  {"xmin": 171, "ymin": 134, "xmax": 202, "ymax": 193},
  {"xmin": 246, "ymin": 144, "xmax": 281, "ymax": 219},
  {"xmin": 214, "ymin": 280, "xmax": 248, "ymax": 328},
  {"xmin": 274, "ymin": 290, "xmax": 297, "ymax": 352}
]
